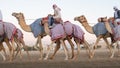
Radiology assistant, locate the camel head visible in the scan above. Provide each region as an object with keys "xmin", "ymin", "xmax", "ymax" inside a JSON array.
[
  {"xmin": 12, "ymin": 12, "xmax": 24, "ymax": 20},
  {"xmin": 12, "ymin": 12, "xmax": 32, "ymax": 32},
  {"xmin": 74, "ymin": 15, "xmax": 88, "ymax": 24},
  {"xmin": 12, "ymin": 12, "xmax": 26, "ymax": 25}
]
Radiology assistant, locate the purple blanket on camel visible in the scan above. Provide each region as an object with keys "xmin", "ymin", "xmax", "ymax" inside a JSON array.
[
  {"xmin": 50, "ymin": 24, "xmax": 66, "ymax": 41},
  {"xmin": 113, "ymin": 25, "xmax": 120, "ymax": 41},
  {"xmin": 3, "ymin": 22, "xmax": 17, "ymax": 41},
  {"xmin": 0, "ymin": 22, "xmax": 23, "ymax": 42},
  {"xmin": 64, "ymin": 21, "xmax": 85, "ymax": 43}
]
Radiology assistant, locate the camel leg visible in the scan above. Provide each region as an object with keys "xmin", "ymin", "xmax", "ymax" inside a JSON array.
[
  {"xmin": 4, "ymin": 38, "xmax": 12, "ymax": 60},
  {"xmin": 14, "ymin": 45, "xmax": 20, "ymax": 59},
  {"xmin": 21, "ymin": 38, "xmax": 30, "ymax": 60},
  {"xmin": 1, "ymin": 43, "xmax": 7, "ymax": 59},
  {"xmin": 91, "ymin": 36, "xmax": 102, "ymax": 58},
  {"xmin": 49, "ymin": 40, "xmax": 61, "ymax": 60},
  {"xmin": 118, "ymin": 41, "xmax": 120, "ymax": 56},
  {"xmin": 66, "ymin": 37, "xmax": 74, "ymax": 59},
  {"xmin": 34, "ymin": 38, "xmax": 39, "ymax": 49},
  {"xmin": 103, "ymin": 38, "xmax": 113, "ymax": 58},
  {"xmin": 10, "ymin": 39, "xmax": 16, "ymax": 61},
  {"xmin": 63, "ymin": 40, "xmax": 70, "ymax": 58},
  {"xmin": 0, "ymin": 43, "xmax": 6, "ymax": 61},
  {"xmin": 14, "ymin": 44, "xmax": 22, "ymax": 59},
  {"xmin": 0, "ymin": 51, "xmax": 6, "ymax": 61},
  {"xmin": 13, "ymin": 38, "xmax": 23, "ymax": 59},
  {"xmin": 60, "ymin": 39, "xmax": 69, "ymax": 60},
  {"xmin": 83, "ymin": 40, "xmax": 91, "ymax": 58},
  {"xmin": 19, "ymin": 46, "xmax": 22, "ymax": 59},
  {"xmin": 72, "ymin": 39, "xmax": 80, "ymax": 60},
  {"xmin": 17, "ymin": 42, "xmax": 22, "ymax": 60},
  {"xmin": 38, "ymin": 36, "xmax": 43, "ymax": 60},
  {"xmin": 44, "ymin": 40, "xmax": 56, "ymax": 60},
  {"xmin": 110, "ymin": 41, "xmax": 117, "ymax": 58}
]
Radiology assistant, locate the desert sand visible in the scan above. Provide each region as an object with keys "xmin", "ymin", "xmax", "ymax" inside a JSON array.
[{"xmin": 0, "ymin": 48, "xmax": 120, "ymax": 68}]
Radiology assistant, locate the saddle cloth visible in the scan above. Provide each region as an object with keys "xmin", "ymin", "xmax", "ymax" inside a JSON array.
[{"xmin": 93, "ymin": 22, "xmax": 108, "ymax": 37}]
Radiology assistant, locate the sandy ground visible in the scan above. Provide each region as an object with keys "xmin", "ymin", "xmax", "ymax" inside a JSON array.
[{"xmin": 0, "ymin": 48, "xmax": 120, "ymax": 68}]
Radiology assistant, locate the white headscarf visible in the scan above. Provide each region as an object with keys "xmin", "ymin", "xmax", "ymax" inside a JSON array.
[{"xmin": 53, "ymin": 4, "xmax": 61, "ymax": 11}]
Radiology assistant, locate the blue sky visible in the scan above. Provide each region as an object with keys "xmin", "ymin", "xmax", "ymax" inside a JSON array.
[{"xmin": 0, "ymin": 0, "xmax": 120, "ymax": 46}]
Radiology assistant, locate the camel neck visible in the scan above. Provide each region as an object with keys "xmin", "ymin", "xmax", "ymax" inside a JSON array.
[
  {"xmin": 17, "ymin": 16, "xmax": 32, "ymax": 32},
  {"xmin": 78, "ymin": 20, "xmax": 94, "ymax": 34}
]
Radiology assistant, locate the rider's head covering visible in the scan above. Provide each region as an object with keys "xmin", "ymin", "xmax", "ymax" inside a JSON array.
[
  {"xmin": 52, "ymin": 4, "xmax": 61, "ymax": 11},
  {"xmin": 53, "ymin": 4, "xmax": 57, "ymax": 8},
  {"xmin": 113, "ymin": 6, "xmax": 118, "ymax": 10}
]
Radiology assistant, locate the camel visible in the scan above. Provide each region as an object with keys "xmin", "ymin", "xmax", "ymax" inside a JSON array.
[
  {"xmin": 12, "ymin": 12, "xmax": 72, "ymax": 60},
  {"xmin": 0, "ymin": 22, "xmax": 30, "ymax": 61},
  {"xmin": 12, "ymin": 12, "xmax": 49, "ymax": 60},
  {"xmin": 42, "ymin": 19, "xmax": 91, "ymax": 60},
  {"xmin": 74, "ymin": 15, "xmax": 113, "ymax": 58},
  {"xmin": 103, "ymin": 17, "xmax": 120, "ymax": 58},
  {"xmin": 44, "ymin": 23, "xmax": 70, "ymax": 60}
]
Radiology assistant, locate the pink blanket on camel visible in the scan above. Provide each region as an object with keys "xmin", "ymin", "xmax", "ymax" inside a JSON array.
[
  {"xmin": 63, "ymin": 21, "xmax": 84, "ymax": 43},
  {"xmin": 0, "ymin": 22, "xmax": 23, "ymax": 42},
  {"xmin": 113, "ymin": 25, "xmax": 120, "ymax": 41},
  {"xmin": 3, "ymin": 22, "xmax": 17, "ymax": 41},
  {"xmin": 73, "ymin": 24, "xmax": 84, "ymax": 43},
  {"xmin": 50, "ymin": 24, "xmax": 66, "ymax": 41}
]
